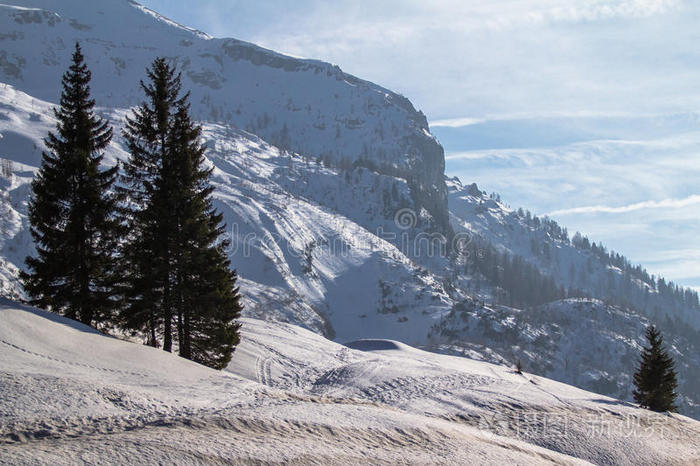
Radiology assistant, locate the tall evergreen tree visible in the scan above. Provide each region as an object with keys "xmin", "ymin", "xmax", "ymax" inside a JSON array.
[
  {"xmin": 120, "ymin": 58, "xmax": 241, "ymax": 368},
  {"xmin": 21, "ymin": 42, "xmax": 119, "ymax": 327},
  {"xmin": 633, "ymin": 325, "xmax": 678, "ymax": 412},
  {"xmin": 119, "ymin": 57, "xmax": 184, "ymax": 349},
  {"xmin": 168, "ymin": 102, "xmax": 242, "ymax": 368}
]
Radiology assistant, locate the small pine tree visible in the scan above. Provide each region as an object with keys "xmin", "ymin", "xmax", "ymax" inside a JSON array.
[
  {"xmin": 21, "ymin": 42, "xmax": 119, "ymax": 327},
  {"xmin": 633, "ymin": 325, "xmax": 678, "ymax": 412},
  {"xmin": 515, "ymin": 359, "xmax": 523, "ymax": 374}
]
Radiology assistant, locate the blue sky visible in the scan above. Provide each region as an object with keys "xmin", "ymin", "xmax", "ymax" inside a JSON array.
[{"xmin": 140, "ymin": 0, "xmax": 700, "ymax": 289}]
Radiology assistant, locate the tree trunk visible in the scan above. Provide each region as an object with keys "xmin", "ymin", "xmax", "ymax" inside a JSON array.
[
  {"xmin": 149, "ymin": 315, "xmax": 158, "ymax": 348},
  {"xmin": 176, "ymin": 266, "xmax": 184, "ymax": 355},
  {"xmin": 182, "ymin": 308, "xmax": 191, "ymax": 359},
  {"xmin": 78, "ymin": 225, "xmax": 93, "ymax": 326},
  {"xmin": 163, "ymin": 283, "xmax": 172, "ymax": 352}
]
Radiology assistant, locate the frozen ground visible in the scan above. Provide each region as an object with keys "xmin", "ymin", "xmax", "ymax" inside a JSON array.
[{"xmin": 1, "ymin": 300, "xmax": 699, "ymax": 464}]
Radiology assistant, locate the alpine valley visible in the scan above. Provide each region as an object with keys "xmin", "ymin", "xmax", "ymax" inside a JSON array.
[{"xmin": 1, "ymin": 1, "xmax": 699, "ymax": 463}]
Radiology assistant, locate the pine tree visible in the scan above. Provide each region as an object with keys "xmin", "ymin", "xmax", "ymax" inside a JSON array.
[
  {"xmin": 21, "ymin": 42, "xmax": 119, "ymax": 327},
  {"xmin": 168, "ymin": 100, "xmax": 242, "ymax": 368},
  {"xmin": 120, "ymin": 58, "xmax": 241, "ymax": 368},
  {"xmin": 119, "ymin": 57, "xmax": 184, "ymax": 349},
  {"xmin": 633, "ymin": 325, "xmax": 678, "ymax": 412}
]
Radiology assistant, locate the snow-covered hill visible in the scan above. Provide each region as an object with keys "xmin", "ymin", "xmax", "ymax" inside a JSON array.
[
  {"xmin": 0, "ymin": 0, "xmax": 699, "ymax": 426},
  {"xmin": 2, "ymin": 301, "xmax": 699, "ymax": 464}
]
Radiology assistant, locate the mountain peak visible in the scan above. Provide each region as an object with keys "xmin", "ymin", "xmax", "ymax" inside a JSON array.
[{"xmin": 466, "ymin": 182, "xmax": 481, "ymax": 196}]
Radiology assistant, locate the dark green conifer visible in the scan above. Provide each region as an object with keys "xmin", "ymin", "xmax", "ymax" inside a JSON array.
[
  {"xmin": 121, "ymin": 58, "xmax": 241, "ymax": 367},
  {"xmin": 167, "ymin": 101, "xmax": 242, "ymax": 367},
  {"xmin": 119, "ymin": 57, "xmax": 183, "ymax": 349},
  {"xmin": 22, "ymin": 42, "xmax": 119, "ymax": 327},
  {"xmin": 633, "ymin": 325, "xmax": 678, "ymax": 412}
]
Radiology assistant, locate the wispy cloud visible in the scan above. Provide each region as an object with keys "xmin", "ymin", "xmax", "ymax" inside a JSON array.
[
  {"xmin": 525, "ymin": 0, "xmax": 683, "ymax": 25},
  {"xmin": 445, "ymin": 151, "xmax": 504, "ymax": 161},
  {"xmin": 431, "ymin": 117, "xmax": 485, "ymax": 128},
  {"xmin": 547, "ymin": 195, "xmax": 700, "ymax": 216}
]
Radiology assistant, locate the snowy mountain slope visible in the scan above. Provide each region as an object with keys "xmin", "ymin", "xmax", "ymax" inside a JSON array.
[
  {"xmin": 0, "ymin": 0, "xmax": 448, "ymax": 232},
  {"xmin": 3, "ymin": 302, "xmax": 700, "ymax": 464},
  {"xmin": 201, "ymin": 123, "xmax": 454, "ymax": 342},
  {"xmin": 0, "ymin": 83, "xmax": 452, "ymax": 342},
  {"xmin": 447, "ymin": 176, "xmax": 700, "ymax": 331}
]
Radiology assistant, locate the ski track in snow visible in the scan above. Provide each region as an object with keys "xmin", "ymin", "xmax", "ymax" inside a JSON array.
[
  {"xmin": 256, "ymin": 356, "xmax": 272, "ymax": 386},
  {"xmin": 0, "ymin": 338, "xmax": 150, "ymax": 378}
]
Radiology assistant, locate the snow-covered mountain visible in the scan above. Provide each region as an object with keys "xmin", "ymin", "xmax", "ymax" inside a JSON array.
[
  {"xmin": 0, "ymin": 0, "xmax": 448, "ymax": 233},
  {"xmin": 0, "ymin": 0, "xmax": 699, "ymax": 424},
  {"xmin": 3, "ymin": 301, "xmax": 699, "ymax": 464},
  {"xmin": 449, "ymin": 177, "xmax": 700, "ymax": 328}
]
